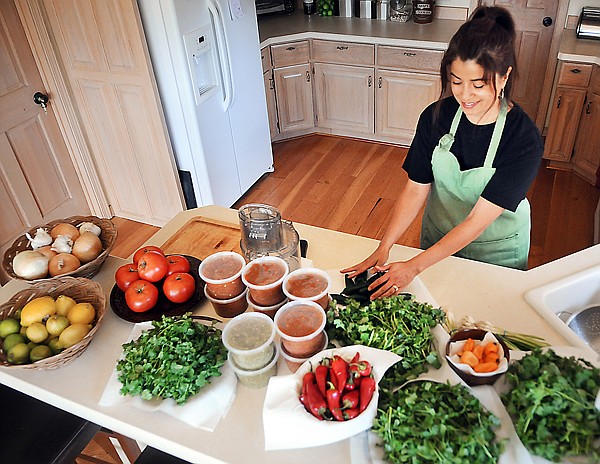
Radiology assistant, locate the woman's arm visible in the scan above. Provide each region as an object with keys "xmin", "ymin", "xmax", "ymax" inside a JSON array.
[
  {"xmin": 369, "ymin": 196, "xmax": 504, "ymax": 299},
  {"xmin": 340, "ymin": 179, "xmax": 431, "ymax": 278}
]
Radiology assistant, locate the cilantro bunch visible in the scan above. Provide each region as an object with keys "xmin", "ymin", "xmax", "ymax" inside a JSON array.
[
  {"xmin": 117, "ymin": 313, "xmax": 227, "ymax": 405},
  {"xmin": 326, "ymin": 295, "xmax": 445, "ymax": 384},
  {"xmin": 501, "ymin": 349, "xmax": 600, "ymax": 462},
  {"xmin": 373, "ymin": 381, "xmax": 504, "ymax": 464}
]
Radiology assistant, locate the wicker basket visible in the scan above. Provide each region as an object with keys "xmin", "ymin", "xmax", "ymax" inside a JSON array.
[
  {"xmin": 2, "ymin": 215, "xmax": 117, "ymax": 282},
  {"xmin": 0, "ymin": 277, "xmax": 105, "ymax": 369}
]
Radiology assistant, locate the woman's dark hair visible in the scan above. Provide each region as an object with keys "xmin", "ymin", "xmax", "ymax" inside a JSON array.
[{"xmin": 439, "ymin": 6, "xmax": 517, "ymax": 101}]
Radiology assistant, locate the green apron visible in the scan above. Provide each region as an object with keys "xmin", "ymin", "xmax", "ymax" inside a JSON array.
[{"xmin": 420, "ymin": 100, "xmax": 531, "ymax": 270}]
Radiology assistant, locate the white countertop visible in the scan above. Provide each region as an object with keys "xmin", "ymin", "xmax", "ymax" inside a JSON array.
[
  {"xmin": 558, "ymin": 28, "xmax": 600, "ymax": 65},
  {"xmin": 2, "ymin": 205, "xmax": 600, "ymax": 463},
  {"xmin": 258, "ymin": 11, "xmax": 462, "ymax": 49}
]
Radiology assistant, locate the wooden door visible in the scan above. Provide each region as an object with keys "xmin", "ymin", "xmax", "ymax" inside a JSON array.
[
  {"xmin": 573, "ymin": 91, "xmax": 600, "ymax": 184},
  {"xmin": 483, "ymin": 0, "xmax": 559, "ymax": 122},
  {"xmin": 543, "ymin": 86, "xmax": 586, "ymax": 162},
  {"xmin": 39, "ymin": 0, "xmax": 184, "ymax": 226},
  {"xmin": 314, "ymin": 62, "xmax": 374, "ymax": 134},
  {"xmin": 376, "ymin": 69, "xmax": 440, "ymax": 143},
  {"xmin": 0, "ymin": 1, "xmax": 89, "ymax": 265},
  {"xmin": 264, "ymin": 71, "xmax": 279, "ymax": 140},
  {"xmin": 274, "ymin": 64, "xmax": 315, "ymax": 133}
]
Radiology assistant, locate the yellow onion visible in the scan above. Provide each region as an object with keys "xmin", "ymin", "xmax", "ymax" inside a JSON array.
[
  {"xmin": 12, "ymin": 250, "xmax": 49, "ymax": 279},
  {"xmin": 71, "ymin": 232, "xmax": 102, "ymax": 264},
  {"xmin": 48, "ymin": 253, "xmax": 80, "ymax": 277},
  {"xmin": 50, "ymin": 223, "xmax": 80, "ymax": 241},
  {"xmin": 36, "ymin": 245, "xmax": 58, "ymax": 261}
]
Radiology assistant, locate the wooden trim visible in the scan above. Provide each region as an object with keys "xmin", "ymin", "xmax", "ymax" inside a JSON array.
[{"xmin": 15, "ymin": 0, "xmax": 112, "ymax": 218}]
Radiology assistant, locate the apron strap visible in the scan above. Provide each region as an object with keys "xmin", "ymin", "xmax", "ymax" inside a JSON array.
[{"xmin": 483, "ymin": 98, "xmax": 508, "ymax": 168}]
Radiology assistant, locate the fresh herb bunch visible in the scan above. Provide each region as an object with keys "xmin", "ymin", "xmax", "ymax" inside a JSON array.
[
  {"xmin": 117, "ymin": 313, "xmax": 227, "ymax": 405},
  {"xmin": 326, "ymin": 295, "xmax": 445, "ymax": 384},
  {"xmin": 501, "ymin": 349, "xmax": 600, "ymax": 462},
  {"xmin": 373, "ymin": 381, "xmax": 504, "ymax": 464}
]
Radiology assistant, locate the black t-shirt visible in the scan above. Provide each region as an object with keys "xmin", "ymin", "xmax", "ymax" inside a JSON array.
[{"xmin": 403, "ymin": 97, "xmax": 544, "ymax": 212}]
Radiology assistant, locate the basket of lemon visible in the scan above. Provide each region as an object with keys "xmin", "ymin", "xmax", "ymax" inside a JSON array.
[{"xmin": 0, "ymin": 277, "xmax": 105, "ymax": 369}]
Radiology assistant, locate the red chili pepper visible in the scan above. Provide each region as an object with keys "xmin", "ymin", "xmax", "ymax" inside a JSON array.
[
  {"xmin": 353, "ymin": 376, "xmax": 362, "ymax": 389},
  {"xmin": 331, "ymin": 355, "xmax": 348, "ymax": 394},
  {"xmin": 344, "ymin": 374, "xmax": 357, "ymax": 392},
  {"xmin": 341, "ymin": 389, "xmax": 360, "ymax": 409},
  {"xmin": 343, "ymin": 408, "xmax": 360, "ymax": 420},
  {"xmin": 351, "ymin": 352, "xmax": 360, "ymax": 364},
  {"xmin": 302, "ymin": 372, "xmax": 327, "ymax": 420},
  {"xmin": 359, "ymin": 375, "xmax": 376, "ymax": 413},
  {"xmin": 326, "ymin": 382, "xmax": 344, "ymax": 421},
  {"xmin": 315, "ymin": 364, "xmax": 329, "ymax": 398},
  {"xmin": 350, "ymin": 360, "xmax": 373, "ymax": 377}
]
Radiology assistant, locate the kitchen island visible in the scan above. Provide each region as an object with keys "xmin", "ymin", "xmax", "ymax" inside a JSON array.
[{"xmin": 0, "ymin": 205, "xmax": 599, "ymax": 463}]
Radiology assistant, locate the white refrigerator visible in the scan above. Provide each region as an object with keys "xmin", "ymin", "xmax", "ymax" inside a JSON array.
[{"xmin": 138, "ymin": 0, "xmax": 273, "ymax": 208}]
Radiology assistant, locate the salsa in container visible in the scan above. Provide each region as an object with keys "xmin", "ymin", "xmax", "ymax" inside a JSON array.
[
  {"xmin": 199, "ymin": 252, "xmax": 246, "ymax": 299},
  {"xmin": 274, "ymin": 300, "xmax": 326, "ymax": 358},
  {"xmin": 227, "ymin": 346, "xmax": 279, "ymax": 389},
  {"xmin": 221, "ymin": 312, "xmax": 276, "ymax": 370},
  {"xmin": 283, "ymin": 268, "xmax": 331, "ymax": 309},
  {"xmin": 279, "ymin": 332, "xmax": 328, "ymax": 373},
  {"xmin": 247, "ymin": 292, "xmax": 287, "ymax": 319},
  {"xmin": 242, "ymin": 256, "xmax": 288, "ymax": 306},
  {"xmin": 204, "ymin": 286, "xmax": 248, "ymax": 318}
]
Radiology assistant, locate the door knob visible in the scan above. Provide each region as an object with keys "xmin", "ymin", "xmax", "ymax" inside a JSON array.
[
  {"xmin": 542, "ymin": 16, "xmax": 553, "ymax": 27},
  {"xmin": 33, "ymin": 92, "xmax": 49, "ymax": 109}
]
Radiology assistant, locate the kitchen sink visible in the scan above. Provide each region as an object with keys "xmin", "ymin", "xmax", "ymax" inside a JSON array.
[{"xmin": 524, "ymin": 264, "xmax": 600, "ymax": 351}]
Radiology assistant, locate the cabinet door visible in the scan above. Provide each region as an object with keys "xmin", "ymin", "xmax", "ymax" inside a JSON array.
[
  {"xmin": 263, "ymin": 71, "xmax": 279, "ymax": 139},
  {"xmin": 573, "ymin": 91, "xmax": 600, "ymax": 183},
  {"xmin": 314, "ymin": 62, "xmax": 374, "ymax": 134},
  {"xmin": 544, "ymin": 87, "xmax": 586, "ymax": 162},
  {"xmin": 376, "ymin": 69, "xmax": 440, "ymax": 142},
  {"xmin": 273, "ymin": 64, "xmax": 314, "ymax": 133}
]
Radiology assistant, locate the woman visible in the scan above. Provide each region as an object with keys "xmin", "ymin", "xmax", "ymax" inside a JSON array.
[{"xmin": 341, "ymin": 6, "xmax": 543, "ymax": 299}]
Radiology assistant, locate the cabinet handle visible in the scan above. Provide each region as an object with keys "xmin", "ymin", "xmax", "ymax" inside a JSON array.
[
  {"xmin": 269, "ymin": 76, "xmax": 275, "ymax": 90},
  {"xmin": 570, "ymin": 68, "xmax": 581, "ymax": 74},
  {"xmin": 368, "ymin": 75, "xmax": 372, "ymax": 87},
  {"xmin": 378, "ymin": 76, "xmax": 382, "ymax": 88},
  {"xmin": 336, "ymin": 46, "xmax": 349, "ymax": 50},
  {"xmin": 556, "ymin": 95, "xmax": 561, "ymax": 109},
  {"xmin": 586, "ymin": 101, "xmax": 592, "ymax": 115},
  {"xmin": 403, "ymin": 52, "xmax": 417, "ymax": 57},
  {"xmin": 306, "ymin": 70, "xmax": 311, "ymax": 82},
  {"xmin": 286, "ymin": 46, "xmax": 296, "ymax": 51}
]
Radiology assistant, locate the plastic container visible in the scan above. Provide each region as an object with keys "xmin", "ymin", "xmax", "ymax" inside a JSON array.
[
  {"xmin": 274, "ymin": 300, "xmax": 326, "ymax": 358},
  {"xmin": 247, "ymin": 292, "xmax": 287, "ymax": 319},
  {"xmin": 279, "ymin": 332, "xmax": 328, "ymax": 373},
  {"xmin": 221, "ymin": 312, "xmax": 276, "ymax": 370},
  {"xmin": 238, "ymin": 204, "xmax": 283, "ymax": 256},
  {"xmin": 282, "ymin": 267, "xmax": 331, "ymax": 309},
  {"xmin": 228, "ymin": 346, "xmax": 279, "ymax": 389},
  {"xmin": 204, "ymin": 285, "xmax": 248, "ymax": 319},
  {"xmin": 242, "ymin": 256, "xmax": 289, "ymax": 306},
  {"xmin": 240, "ymin": 220, "xmax": 301, "ymax": 272},
  {"xmin": 199, "ymin": 252, "xmax": 246, "ymax": 299}
]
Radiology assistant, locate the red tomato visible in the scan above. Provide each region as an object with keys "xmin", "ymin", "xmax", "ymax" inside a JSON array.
[
  {"xmin": 133, "ymin": 245, "xmax": 164, "ymax": 265},
  {"xmin": 115, "ymin": 263, "xmax": 140, "ymax": 292},
  {"xmin": 125, "ymin": 280, "xmax": 159, "ymax": 312},
  {"xmin": 166, "ymin": 255, "xmax": 191, "ymax": 276},
  {"xmin": 137, "ymin": 251, "xmax": 168, "ymax": 282},
  {"xmin": 163, "ymin": 273, "xmax": 196, "ymax": 303}
]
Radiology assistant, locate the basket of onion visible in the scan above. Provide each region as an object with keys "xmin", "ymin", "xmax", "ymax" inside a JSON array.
[{"xmin": 2, "ymin": 215, "xmax": 117, "ymax": 282}]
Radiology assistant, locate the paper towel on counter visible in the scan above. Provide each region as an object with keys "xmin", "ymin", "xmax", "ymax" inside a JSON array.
[{"xmin": 99, "ymin": 322, "xmax": 237, "ymax": 431}]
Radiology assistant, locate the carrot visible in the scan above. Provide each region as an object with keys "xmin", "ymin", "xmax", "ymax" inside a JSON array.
[
  {"xmin": 484, "ymin": 352, "xmax": 500, "ymax": 364},
  {"xmin": 473, "ymin": 362, "xmax": 499, "ymax": 373},
  {"xmin": 460, "ymin": 351, "xmax": 479, "ymax": 367},
  {"xmin": 463, "ymin": 338, "xmax": 475, "ymax": 353},
  {"xmin": 483, "ymin": 342, "xmax": 499, "ymax": 355},
  {"xmin": 473, "ymin": 345, "xmax": 484, "ymax": 362}
]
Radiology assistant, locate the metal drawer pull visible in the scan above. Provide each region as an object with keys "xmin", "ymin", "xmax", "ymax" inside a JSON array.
[
  {"xmin": 336, "ymin": 46, "xmax": 349, "ymax": 50},
  {"xmin": 403, "ymin": 52, "xmax": 417, "ymax": 57},
  {"xmin": 570, "ymin": 68, "xmax": 581, "ymax": 74},
  {"xmin": 286, "ymin": 46, "xmax": 296, "ymax": 51},
  {"xmin": 557, "ymin": 95, "xmax": 561, "ymax": 109},
  {"xmin": 586, "ymin": 101, "xmax": 592, "ymax": 114},
  {"xmin": 306, "ymin": 70, "xmax": 311, "ymax": 82},
  {"xmin": 378, "ymin": 76, "xmax": 382, "ymax": 88},
  {"xmin": 368, "ymin": 75, "xmax": 372, "ymax": 87}
]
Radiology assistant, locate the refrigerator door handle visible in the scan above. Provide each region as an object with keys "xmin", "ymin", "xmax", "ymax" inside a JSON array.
[{"xmin": 207, "ymin": 0, "xmax": 234, "ymax": 111}]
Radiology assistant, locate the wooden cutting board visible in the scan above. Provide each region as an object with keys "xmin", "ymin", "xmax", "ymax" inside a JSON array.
[{"xmin": 160, "ymin": 216, "xmax": 242, "ymax": 259}]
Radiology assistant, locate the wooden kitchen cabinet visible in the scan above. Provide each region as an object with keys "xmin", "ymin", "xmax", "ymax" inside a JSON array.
[
  {"xmin": 573, "ymin": 66, "xmax": 600, "ymax": 184},
  {"xmin": 261, "ymin": 46, "xmax": 278, "ymax": 139}
]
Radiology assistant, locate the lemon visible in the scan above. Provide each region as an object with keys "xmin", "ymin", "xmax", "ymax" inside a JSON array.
[
  {"xmin": 67, "ymin": 303, "xmax": 95, "ymax": 325},
  {"xmin": 55, "ymin": 295, "xmax": 77, "ymax": 317},
  {"xmin": 58, "ymin": 323, "xmax": 91, "ymax": 349},
  {"xmin": 3, "ymin": 333, "xmax": 25, "ymax": 352},
  {"xmin": 30, "ymin": 345, "xmax": 52, "ymax": 362},
  {"xmin": 0, "ymin": 318, "xmax": 21, "ymax": 338},
  {"xmin": 7, "ymin": 343, "xmax": 30, "ymax": 364},
  {"xmin": 20, "ymin": 296, "xmax": 56, "ymax": 326},
  {"xmin": 46, "ymin": 315, "xmax": 70, "ymax": 336},
  {"xmin": 26, "ymin": 322, "xmax": 48, "ymax": 344}
]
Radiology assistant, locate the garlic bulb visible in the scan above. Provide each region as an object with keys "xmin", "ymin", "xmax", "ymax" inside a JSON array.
[
  {"xmin": 78, "ymin": 222, "xmax": 102, "ymax": 236},
  {"xmin": 51, "ymin": 235, "xmax": 73, "ymax": 254},
  {"xmin": 25, "ymin": 228, "xmax": 52, "ymax": 250}
]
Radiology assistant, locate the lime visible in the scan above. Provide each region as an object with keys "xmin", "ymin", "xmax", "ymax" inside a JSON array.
[
  {"xmin": 48, "ymin": 338, "xmax": 63, "ymax": 355},
  {"xmin": 0, "ymin": 318, "xmax": 20, "ymax": 338},
  {"xmin": 7, "ymin": 343, "xmax": 30, "ymax": 364},
  {"xmin": 30, "ymin": 345, "xmax": 52, "ymax": 362},
  {"xmin": 3, "ymin": 333, "xmax": 25, "ymax": 352}
]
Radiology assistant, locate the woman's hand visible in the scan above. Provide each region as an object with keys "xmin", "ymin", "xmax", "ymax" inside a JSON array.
[
  {"xmin": 368, "ymin": 260, "xmax": 420, "ymax": 300},
  {"xmin": 340, "ymin": 246, "xmax": 390, "ymax": 279}
]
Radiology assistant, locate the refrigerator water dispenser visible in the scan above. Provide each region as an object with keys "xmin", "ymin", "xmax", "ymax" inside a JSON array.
[{"xmin": 184, "ymin": 25, "xmax": 219, "ymax": 105}]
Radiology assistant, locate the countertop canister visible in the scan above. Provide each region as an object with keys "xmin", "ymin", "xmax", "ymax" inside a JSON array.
[{"xmin": 413, "ymin": 0, "xmax": 434, "ymax": 24}]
